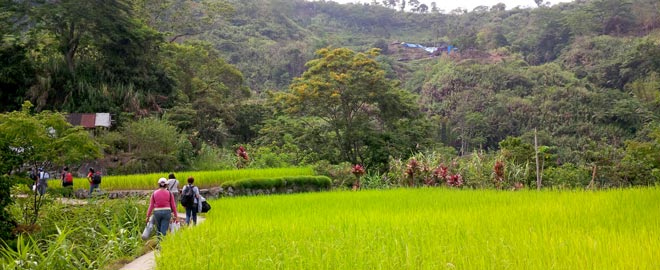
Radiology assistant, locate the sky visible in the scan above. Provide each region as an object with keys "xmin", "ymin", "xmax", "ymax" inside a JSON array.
[{"xmin": 322, "ymin": 0, "xmax": 574, "ymax": 12}]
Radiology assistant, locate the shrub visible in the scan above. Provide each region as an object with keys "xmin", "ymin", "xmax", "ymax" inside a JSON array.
[
  {"xmin": 1, "ymin": 197, "xmax": 147, "ymax": 269},
  {"xmin": 542, "ymin": 163, "xmax": 591, "ymax": 189},
  {"xmin": 221, "ymin": 176, "xmax": 331, "ymax": 193},
  {"xmin": 313, "ymin": 161, "xmax": 353, "ymax": 188},
  {"xmin": 360, "ymin": 171, "xmax": 393, "ymax": 190}
]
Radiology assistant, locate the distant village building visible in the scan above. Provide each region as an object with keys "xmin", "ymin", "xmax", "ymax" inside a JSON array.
[{"xmin": 66, "ymin": 113, "xmax": 112, "ymax": 129}]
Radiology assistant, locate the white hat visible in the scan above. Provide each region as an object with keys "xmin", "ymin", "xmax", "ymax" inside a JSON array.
[{"xmin": 158, "ymin": 178, "xmax": 167, "ymax": 185}]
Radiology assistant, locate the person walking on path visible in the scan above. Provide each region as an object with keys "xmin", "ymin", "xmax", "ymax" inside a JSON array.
[
  {"xmin": 61, "ymin": 166, "xmax": 74, "ymax": 197},
  {"xmin": 166, "ymin": 173, "xmax": 180, "ymax": 201},
  {"xmin": 181, "ymin": 176, "xmax": 201, "ymax": 225},
  {"xmin": 146, "ymin": 178, "xmax": 178, "ymax": 238},
  {"xmin": 61, "ymin": 167, "xmax": 73, "ymax": 188},
  {"xmin": 87, "ymin": 167, "xmax": 101, "ymax": 195},
  {"xmin": 36, "ymin": 167, "xmax": 48, "ymax": 196}
]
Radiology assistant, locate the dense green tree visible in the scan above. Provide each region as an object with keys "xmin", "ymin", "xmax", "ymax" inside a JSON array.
[
  {"xmin": 135, "ymin": 0, "xmax": 234, "ymax": 43},
  {"xmin": 161, "ymin": 42, "xmax": 250, "ymax": 147},
  {"xmin": 282, "ymin": 47, "xmax": 423, "ymax": 165},
  {"xmin": 3, "ymin": 0, "xmax": 176, "ymax": 114},
  {"xmin": 618, "ymin": 123, "xmax": 660, "ymax": 186},
  {"xmin": 0, "ymin": 1, "xmax": 33, "ymax": 112},
  {"xmin": 0, "ymin": 101, "xmax": 101, "ymax": 234},
  {"xmin": 120, "ymin": 117, "xmax": 181, "ymax": 172}
]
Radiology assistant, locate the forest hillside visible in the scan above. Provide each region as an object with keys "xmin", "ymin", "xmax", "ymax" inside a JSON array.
[{"xmin": 1, "ymin": 0, "xmax": 659, "ymax": 188}]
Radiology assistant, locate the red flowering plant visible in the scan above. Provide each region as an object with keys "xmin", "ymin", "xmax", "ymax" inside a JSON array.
[
  {"xmin": 493, "ymin": 160, "xmax": 505, "ymax": 189},
  {"xmin": 432, "ymin": 163, "xmax": 464, "ymax": 188},
  {"xmin": 405, "ymin": 158, "xmax": 420, "ymax": 187},
  {"xmin": 351, "ymin": 164, "xmax": 365, "ymax": 190},
  {"xmin": 447, "ymin": 174, "xmax": 463, "ymax": 187},
  {"xmin": 236, "ymin": 146, "xmax": 249, "ymax": 160},
  {"xmin": 432, "ymin": 164, "xmax": 449, "ymax": 182},
  {"xmin": 236, "ymin": 146, "xmax": 249, "ymax": 169}
]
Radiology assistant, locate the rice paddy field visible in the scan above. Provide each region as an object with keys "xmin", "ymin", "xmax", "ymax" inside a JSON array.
[
  {"xmin": 46, "ymin": 167, "xmax": 314, "ymax": 190},
  {"xmin": 157, "ymin": 187, "xmax": 660, "ymax": 269}
]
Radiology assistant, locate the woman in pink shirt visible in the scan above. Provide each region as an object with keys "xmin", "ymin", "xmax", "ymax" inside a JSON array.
[{"xmin": 146, "ymin": 178, "xmax": 178, "ymax": 237}]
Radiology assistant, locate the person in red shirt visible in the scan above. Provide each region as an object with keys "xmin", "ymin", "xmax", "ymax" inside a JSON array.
[
  {"xmin": 87, "ymin": 167, "xmax": 100, "ymax": 195},
  {"xmin": 146, "ymin": 178, "xmax": 178, "ymax": 237}
]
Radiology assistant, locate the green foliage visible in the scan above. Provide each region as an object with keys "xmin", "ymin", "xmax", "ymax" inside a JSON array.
[
  {"xmin": 0, "ymin": 102, "xmax": 101, "ymax": 237},
  {"xmin": 0, "ymin": 102, "xmax": 102, "ymax": 172},
  {"xmin": 619, "ymin": 132, "xmax": 660, "ymax": 186},
  {"xmin": 360, "ymin": 171, "xmax": 394, "ymax": 190},
  {"xmin": 256, "ymin": 116, "xmax": 335, "ymax": 165},
  {"xmin": 0, "ymin": 175, "xmax": 17, "ymax": 242},
  {"xmin": 119, "ymin": 117, "xmax": 180, "ymax": 173},
  {"xmin": 2, "ymin": 0, "xmax": 660, "ymax": 189},
  {"xmin": 542, "ymin": 163, "xmax": 590, "ymax": 188},
  {"xmin": 249, "ymin": 146, "xmax": 296, "ymax": 169},
  {"xmin": 313, "ymin": 161, "xmax": 354, "ymax": 188},
  {"xmin": 499, "ymin": 136, "xmax": 534, "ymax": 165},
  {"xmin": 220, "ymin": 175, "xmax": 331, "ymax": 191},
  {"xmin": 5, "ymin": 0, "xmax": 177, "ymax": 113},
  {"xmin": 161, "ymin": 42, "xmax": 250, "ymax": 147},
  {"xmin": 284, "ymin": 47, "xmax": 426, "ymax": 167},
  {"xmin": 136, "ymin": 0, "xmax": 234, "ymax": 43},
  {"xmin": 189, "ymin": 143, "xmax": 236, "ymax": 171},
  {"xmin": 1, "ymin": 198, "xmax": 147, "ymax": 269}
]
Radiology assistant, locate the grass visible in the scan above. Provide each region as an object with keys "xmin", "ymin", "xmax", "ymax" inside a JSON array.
[
  {"xmin": 156, "ymin": 187, "xmax": 660, "ymax": 269},
  {"xmin": 45, "ymin": 167, "xmax": 315, "ymax": 191}
]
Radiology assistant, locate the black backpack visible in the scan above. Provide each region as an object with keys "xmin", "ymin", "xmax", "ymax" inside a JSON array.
[
  {"xmin": 92, "ymin": 173, "xmax": 102, "ymax": 184},
  {"xmin": 181, "ymin": 185, "xmax": 195, "ymax": 208}
]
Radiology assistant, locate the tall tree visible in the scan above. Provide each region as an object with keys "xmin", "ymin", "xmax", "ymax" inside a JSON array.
[
  {"xmin": 282, "ymin": 47, "xmax": 421, "ymax": 165},
  {"xmin": 0, "ymin": 101, "xmax": 101, "ymax": 229},
  {"xmin": 161, "ymin": 42, "xmax": 249, "ymax": 147},
  {"xmin": 3, "ymin": 0, "xmax": 176, "ymax": 114}
]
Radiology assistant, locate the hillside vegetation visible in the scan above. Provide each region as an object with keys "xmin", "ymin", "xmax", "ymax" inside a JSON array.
[{"xmin": 1, "ymin": 0, "xmax": 659, "ymax": 187}]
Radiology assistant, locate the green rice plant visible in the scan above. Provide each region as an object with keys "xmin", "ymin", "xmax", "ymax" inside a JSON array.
[
  {"xmin": 157, "ymin": 187, "xmax": 660, "ymax": 270},
  {"xmin": 47, "ymin": 167, "xmax": 314, "ymax": 191}
]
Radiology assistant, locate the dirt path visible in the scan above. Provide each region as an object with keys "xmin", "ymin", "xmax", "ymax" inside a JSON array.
[{"xmin": 120, "ymin": 213, "xmax": 205, "ymax": 270}]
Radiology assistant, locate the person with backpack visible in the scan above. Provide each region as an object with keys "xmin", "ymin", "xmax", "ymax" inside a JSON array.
[
  {"xmin": 146, "ymin": 178, "xmax": 179, "ymax": 238},
  {"xmin": 61, "ymin": 166, "xmax": 74, "ymax": 188},
  {"xmin": 37, "ymin": 167, "xmax": 48, "ymax": 196},
  {"xmin": 166, "ymin": 173, "xmax": 180, "ymax": 201},
  {"xmin": 87, "ymin": 167, "xmax": 101, "ymax": 196},
  {"xmin": 181, "ymin": 176, "xmax": 201, "ymax": 225},
  {"xmin": 61, "ymin": 167, "xmax": 74, "ymax": 197}
]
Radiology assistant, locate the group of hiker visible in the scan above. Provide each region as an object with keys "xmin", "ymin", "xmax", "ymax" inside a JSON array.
[
  {"xmin": 28, "ymin": 166, "xmax": 98, "ymax": 196},
  {"xmin": 28, "ymin": 167, "xmax": 205, "ymax": 238},
  {"xmin": 145, "ymin": 173, "xmax": 207, "ymax": 238}
]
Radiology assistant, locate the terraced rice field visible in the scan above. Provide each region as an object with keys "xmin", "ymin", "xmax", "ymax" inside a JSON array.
[{"xmin": 158, "ymin": 187, "xmax": 660, "ymax": 269}]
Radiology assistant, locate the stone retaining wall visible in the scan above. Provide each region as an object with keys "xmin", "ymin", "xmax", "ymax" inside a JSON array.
[{"xmin": 74, "ymin": 185, "xmax": 328, "ymax": 199}]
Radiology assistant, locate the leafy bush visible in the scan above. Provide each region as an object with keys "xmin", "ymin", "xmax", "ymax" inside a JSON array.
[
  {"xmin": 221, "ymin": 176, "xmax": 331, "ymax": 192},
  {"xmin": 1, "ymin": 197, "xmax": 147, "ymax": 269},
  {"xmin": 0, "ymin": 175, "xmax": 17, "ymax": 244},
  {"xmin": 249, "ymin": 146, "xmax": 295, "ymax": 169},
  {"xmin": 360, "ymin": 171, "xmax": 393, "ymax": 190},
  {"xmin": 313, "ymin": 161, "xmax": 354, "ymax": 188},
  {"xmin": 190, "ymin": 143, "xmax": 235, "ymax": 171},
  {"xmin": 542, "ymin": 163, "xmax": 590, "ymax": 188}
]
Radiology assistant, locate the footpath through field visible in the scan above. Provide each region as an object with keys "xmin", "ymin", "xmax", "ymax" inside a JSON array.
[{"xmin": 120, "ymin": 213, "xmax": 204, "ymax": 270}]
